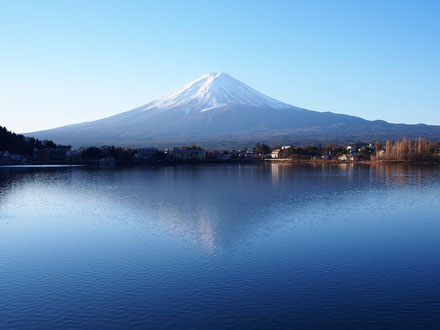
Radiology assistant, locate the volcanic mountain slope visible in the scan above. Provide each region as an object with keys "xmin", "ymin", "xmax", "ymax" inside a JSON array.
[{"xmin": 27, "ymin": 72, "xmax": 440, "ymax": 147}]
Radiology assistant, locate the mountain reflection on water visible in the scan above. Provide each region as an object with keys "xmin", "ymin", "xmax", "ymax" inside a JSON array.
[
  {"xmin": 0, "ymin": 163, "xmax": 438, "ymax": 252},
  {"xmin": 0, "ymin": 164, "xmax": 439, "ymax": 328}
]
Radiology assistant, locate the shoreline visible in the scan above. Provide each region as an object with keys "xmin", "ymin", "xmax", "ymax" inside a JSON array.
[
  {"xmin": 265, "ymin": 159, "xmax": 440, "ymax": 165},
  {"xmin": 1, "ymin": 159, "xmax": 439, "ymax": 168}
]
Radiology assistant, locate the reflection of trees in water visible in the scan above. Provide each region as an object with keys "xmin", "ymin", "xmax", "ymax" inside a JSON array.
[
  {"xmin": 0, "ymin": 168, "xmax": 31, "ymax": 188},
  {"xmin": 367, "ymin": 163, "xmax": 439, "ymax": 188}
]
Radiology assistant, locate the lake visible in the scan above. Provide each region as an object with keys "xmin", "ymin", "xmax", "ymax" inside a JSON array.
[{"xmin": 0, "ymin": 164, "xmax": 439, "ymax": 328}]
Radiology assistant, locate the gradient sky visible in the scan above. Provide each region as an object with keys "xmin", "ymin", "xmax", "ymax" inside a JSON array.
[{"xmin": 1, "ymin": 0, "xmax": 439, "ymax": 133}]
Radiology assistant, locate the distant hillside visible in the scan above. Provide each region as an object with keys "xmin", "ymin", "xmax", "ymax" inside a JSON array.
[
  {"xmin": 0, "ymin": 126, "xmax": 62, "ymax": 154},
  {"xmin": 27, "ymin": 72, "xmax": 440, "ymax": 147}
]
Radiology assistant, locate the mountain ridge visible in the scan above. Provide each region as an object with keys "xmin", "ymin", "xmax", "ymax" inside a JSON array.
[{"xmin": 26, "ymin": 72, "xmax": 440, "ymax": 147}]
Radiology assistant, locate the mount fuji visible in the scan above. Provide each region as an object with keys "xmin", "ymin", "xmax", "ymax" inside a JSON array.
[{"xmin": 27, "ymin": 72, "xmax": 440, "ymax": 147}]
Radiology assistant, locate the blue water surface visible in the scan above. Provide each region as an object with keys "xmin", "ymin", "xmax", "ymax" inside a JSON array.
[{"xmin": 0, "ymin": 164, "xmax": 439, "ymax": 328}]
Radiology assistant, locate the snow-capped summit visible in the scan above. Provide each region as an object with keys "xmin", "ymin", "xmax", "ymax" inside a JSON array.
[{"xmin": 138, "ymin": 72, "xmax": 292, "ymax": 114}]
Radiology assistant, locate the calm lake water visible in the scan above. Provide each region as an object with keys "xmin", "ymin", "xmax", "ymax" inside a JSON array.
[{"xmin": 0, "ymin": 164, "xmax": 439, "ymax": 328}]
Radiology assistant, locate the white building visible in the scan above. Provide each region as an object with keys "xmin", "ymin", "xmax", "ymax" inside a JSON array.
[
  {"xmin": 338, "ymin": 154, "xmax": 355, "ymax": 161},
  {"xmin": 271, "ymin": 149, "xmax": 281, "ymax": 159}
]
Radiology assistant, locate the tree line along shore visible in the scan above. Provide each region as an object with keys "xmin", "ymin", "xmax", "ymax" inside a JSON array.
[{"xmin": 1, "ymin": 126, "xmax": 439, "ymax": 165}]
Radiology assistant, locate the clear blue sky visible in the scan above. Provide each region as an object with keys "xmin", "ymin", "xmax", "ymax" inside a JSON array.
[{"xmin": 1, "ymin": 0, "xmax": 439, "ymax": 133}]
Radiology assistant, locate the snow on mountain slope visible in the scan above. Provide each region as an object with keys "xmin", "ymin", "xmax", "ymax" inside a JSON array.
[{"xmin": 137, "ymin": 72, "xmax": 294, "ymax": 114}]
